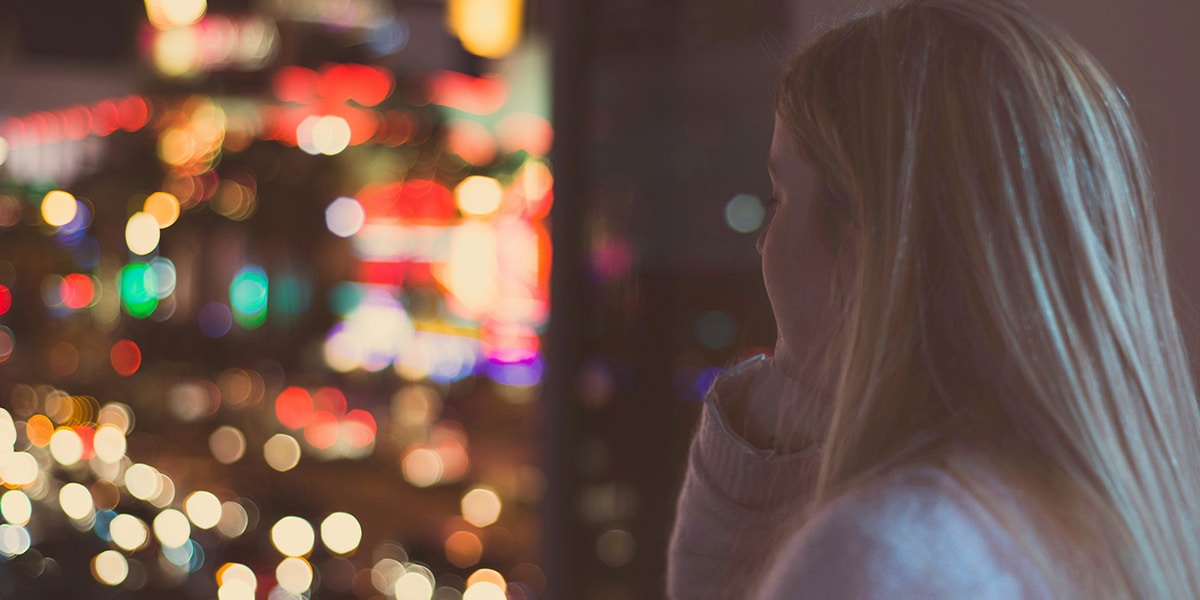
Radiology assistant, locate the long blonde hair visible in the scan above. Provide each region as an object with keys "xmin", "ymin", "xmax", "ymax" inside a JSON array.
[{"xmin": 775, "ymin": 0, "xmax": 1200, "ymax": 596}]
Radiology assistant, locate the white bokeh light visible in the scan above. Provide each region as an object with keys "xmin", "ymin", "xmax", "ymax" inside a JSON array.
[
  {"xmin": 92, "ymin": 550, "xmax": 129, "ymax": 586},
  {"xmin": 271, "ymin": 516, "xmax": 315, "ymax": 557},
  {"xmin": 184, "ymin": 490, "xmax": 222, "ymax": 529},
  {"xmin": 320, "ymin": 512, "xmax": 362, "ymax": 555},
  {"xmin": 93, "ymin": 425, "xmax": 128, "ymax": 463},
  {"xmin": 110, "ymin": 514, "xmax": 149, "ymax": 551},
  {"xmin": 153, "ymin": 508, "xmax": 192, "ymax": 548},
  {"xmin": 0, "ymin": 491, "xmax": 32, "ymax": 526},
  {"xmin": 59, "ymin": 482, "xmax": 94, "ymax": 520},
  {"xmin": 325, "ymin": 197, "xmax": 366, "ymax": 238},
  {"xmin": 49, "ymin": 428, "xmax": 84, "ymax": 466},
  {"xmin": 275, "ymin": 557, "xmax": 313, "ymax": 593}
]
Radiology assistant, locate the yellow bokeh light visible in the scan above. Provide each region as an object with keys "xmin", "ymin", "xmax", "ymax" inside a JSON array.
[
  {"xmin": 447, "ymin": 0, "xmax": 523, "ymax": 59},
  {"xmin": 0, "ymin": 491, "xmax": 32, "ymax": 526},
  {"xmin": 41, "ymin": 190, "xmax": 78, "ymax": 227},
  {"xmin": 110, "ymin": 514, "xmax": 149, "ymax": 551},
  {"xmin": 464, "ymin": 581, "xmax": 506, "ymax": 600},
  {"xmin": 144, "ymin": 192, "xmax": 181, "ymax": 228},
  {"xmin": 466, "ymin": 568, "xmax": 506, "ymax": 589},
  {"xmin": 320, "ymin": 512, "xmax": 362, "ymax": 555},
  {"xmin": 275, "ymin": 557, "xmax": 313, "ymax": 594},
  {"xmin": 455, "ymin": 176, "xmax": 504, "ymax": 217},
  {"xmin": 393, "ymin": 571, "xmax": 434, "ymax": 600},
  {"xmin": 153, "ymin": 26, "xmax": 202, "ymax": 77},
  {"xmin": 263, "ymin": 433, "xmax": 301, "ymax": 472},
  {"xmin": 145, "ymin": 0, "xmax": 207, "ymax": 29},
  {"xmin": 461, "ymin": 486, "xmax": 502, "ymax": 528},
  {"xmin": 49, "ymin": 428, "xmax": 84, "ymax": 466},
  {"xmin": 401, "ymin": 446, "xmax": 444, "ymax": 488},
  {"xmin": 271, "ymin": 516, "xmax": 315, "ymax": 557},
  {"xmin": 92, "ymin": 550, "xmax": 129, "ymax": 586},
  {"xmin": 126, "ymin": 212, "xmax": 162, "ymax": 255},
  {"xmin": 184, "ymin": 490, "xmax": 222, "ymax": 529},
  {"xmin": 153, "ymin": 508, "xmax": 191, "ymax": 548},
  {"xmin": 445, "ymin": 221, "xmax": 499, "ymax": 317}
]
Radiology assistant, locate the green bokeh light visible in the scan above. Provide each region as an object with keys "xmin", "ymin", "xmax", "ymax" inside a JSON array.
[
  {"xmin": 119, "ymin": 263, "xmax": 159, "ymax": 319},
  {"xmin": 230, "ymin": 266, "xmax": 268, "ymax": 329}
]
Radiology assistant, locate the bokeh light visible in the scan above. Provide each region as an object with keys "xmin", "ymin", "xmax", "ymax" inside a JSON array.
[
  {"xmin": 41, "ymin": 190, "xmax": 78, "ymax": 227},
  {"xmin": 271, "ymin": 516, "xmax": 314, "ymax": 557},
  {"xmin": 93, "ymin": 425, "xmax": 128, "ymax": 463},
  {"xmin": 275, "ymin": 557, "xmax": 313, "ymax": 593},
  {"xmin": 263, "ymin": 433, "xmax": 301, "ymax": 472},
  {"xmin": 461, "ymin": 487, "xmax": 502, "ymax": 528},
  {"xmin": 724, "ymin": 193, "xmax": 765, "ymax": 233},
  {"xmin": 216, "ymin": 501, "xmax": 249, "ymax": 538},
  {"xmin": 145, "ymin": 0, "xmax": 207, "ymax": 29},
  {"xmin": 92, "ymin": 550, "xmax": 129, "ymax": 586},
  {"xmin": 297, "ymin": 115, "xmax": 352, "ymax": 156},
  {"xmin": 144, "ymin": 192, "xmax": 181, "ymax": 228},
  {"xmin": 320, "ymin": 512, "xmax": 362, "ymax": 555},
  {"xmin": 394, "ymin": 571, "xmax": 434, "ymax": 600},
  {"xmin": 0, "ymin": 491, "xmax": 32, "ymax": 526},
  {"xmin": 209, "ymin": 426, "xmax": 247, "ymax": 464},
  {"xmin": 463, "ymin": 581, "xmax": 506, "ymax": 600},
  {"xmin": 125, "ymin": 212, "xmax": 162, "ymax": 255},
  {"xmin": 110, "ymin": 514, "xmax": 149, "ymax": 551},
  {"xmin": 154, "ymin": 508, "xmax": 192, "ymax": 548},
  {"xmin": 325, "ymin": 197, "xmax": 365, "ymax": 238},
  {"xmin": 119, "ymin": 263, "xmax": 159, "ymax": 318},
  {"xmin": 401, "ymin": 446, "xmax": 443, "ymax": 488},
  {"xmin": 230, "ymin": 266, "xmax": 268, "ymax": 329},
  {"xmin": 445, "ymin": 530, "xmax": 483, "ymax": 568},
  {"xmin": 59, "ymin": 482, "xmax": 94, "ymax": 520},
  {"xmin": 0, "ymin": 452, "xmax": 38, "ymax": 486},
  {"xmin": 455, "ymin": 176, "xmax": 504, "ymax": 217},
  {"xmin": 110, "ymin": 339, "xmax": 142, "ymax": 376},
  {"xmin": 49, "ymin": 428, "xmax": 85, "ymax": 466},
  {"xmin": 185, "ymin": 491, "xmax": 223, "ymax": 529},
  {"xmin": 125, "ymin": 463, "xmax": 163, "ymax": 501},
  {"xmin": 199, "ymin": 302, "xmax": 234, "ymax": 337}
]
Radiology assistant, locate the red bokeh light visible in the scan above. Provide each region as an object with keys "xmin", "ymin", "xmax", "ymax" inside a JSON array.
[
  {"xmin": 312, "ymin": 387, "xmax": 347, "ymax": 416},
  {"xmin": 60, "ymin": 274, "xmax": 95, "ymax": 310},
  {"xmin": 275, "ymin": 386, "xmax": 314, "ymax": 430},
  {"xmin": 75, "ymin": 426, "xmax": 96, "ymax": 461},
  {"xmin": 91, "ymin": 101, "xmax": 120, "ymax": 136},
  {"xmin": 117, "ymin": 96, "xmax": 150, "ymax": 132},
  {"xmin": 425, "ymin": 70, "xmax": 508, "ymax": 115},
  {"xmin": 0, "ymin": 285, "xmax": 11, "ymax": 315},
  {"xmin": 110, "ymin": 339, "xmax": 142, "ymax": 377},
  {"xmin": 273, "ymin": 66, "xmax": 319, "ymax": 104}
]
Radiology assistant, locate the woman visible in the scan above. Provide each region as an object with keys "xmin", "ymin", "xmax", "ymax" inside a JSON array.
[{"xmin": 668, "ymin": 0, "xmax": 1200, "ymax": 598}]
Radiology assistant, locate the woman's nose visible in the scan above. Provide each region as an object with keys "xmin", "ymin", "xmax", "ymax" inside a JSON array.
[{"xmin": 756, "ymin": 227, "xmax": 767, "ymax": 256}]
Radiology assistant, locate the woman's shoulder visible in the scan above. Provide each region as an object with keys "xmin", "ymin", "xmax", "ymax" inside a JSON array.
[{"xmin": 755, "ymin": 448, "xmax": 1057, "ymax": 599}]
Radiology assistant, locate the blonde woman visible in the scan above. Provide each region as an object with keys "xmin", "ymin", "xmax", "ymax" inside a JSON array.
[{"xmin": 668, "ymin": 0, "xmax": 1200, "ymax": 597}]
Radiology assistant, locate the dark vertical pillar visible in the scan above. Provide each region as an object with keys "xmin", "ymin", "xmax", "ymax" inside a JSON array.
[{"xmin": 542, "ymin": 0, "xmax": 588, "ymax": 597}]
